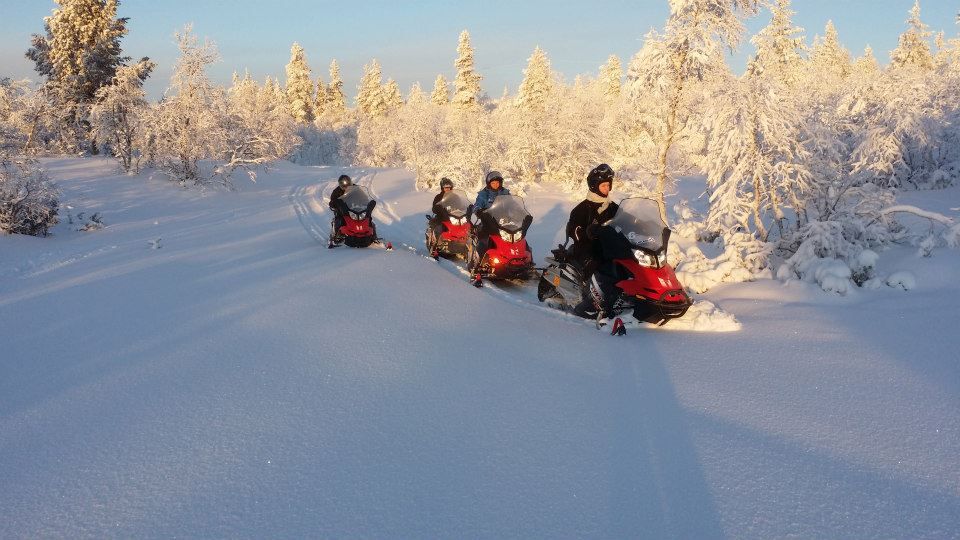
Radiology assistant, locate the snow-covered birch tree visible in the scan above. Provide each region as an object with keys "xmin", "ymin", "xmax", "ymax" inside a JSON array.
[
  {"xmin": 145, "ymin": 26, "xmax": 227, "ymax": 186},
  {"xmin": 705, "ymin": 60, "xmax": 812, "ymax": 240},
  {"xmin": 89, "ymin": 59, "xmax": 155, "ymax": 171},
  {"xmin": 625, "ymin": 0, "xmax": 760, "ymax": 223}
]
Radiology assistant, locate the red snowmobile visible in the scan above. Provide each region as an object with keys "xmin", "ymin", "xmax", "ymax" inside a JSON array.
[
  {"xmin": 425, "ymin": 189, "xmax": 472, "ymax": 258},
  {"xmin": 329, "ymin": 185, "xmax": 379, "ymax": 249},
  {"xmin": 467, "ymin": 195, "xmax": 535, "ymax": 285},
  {"xmin": 538, "ymin": 197, "xmax": 691, "ymax": 325}
]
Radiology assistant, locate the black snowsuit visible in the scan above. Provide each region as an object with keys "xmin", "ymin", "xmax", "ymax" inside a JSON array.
[
  {"xmin": 565, "ymin": 198, "xmax": 619, "ymax": 271},
  {"xmin": 586, "ymin": 223, "xmax": 635, "ymax": 315},
  {"xmin": 329, "ymin": 185, "xmax": 348, "ymax": 230},
  {"xmin": 427, "ymin": 192, "xmax": 448, "ymax": 249},
  {"xmin": 565, "ymin": 199, "xmax": 618, "ymax": 316}
]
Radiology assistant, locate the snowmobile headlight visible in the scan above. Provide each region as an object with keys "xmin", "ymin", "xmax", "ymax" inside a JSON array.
[
  {"xmin": 633, "ymin": 249, "xmax": 656, "ymax": 267},
  {"xmin": 499, "ymin": 230, "xmax": 522, "ymax": 243},
  {"xmin": 450, "ymin": 216, "xmax": 465, "ymax": 226},
  {"xmin": 657, "ymin": 250, "xmax": 668, "ymax": 266},
  {"xmin": 350, "ymin": 211, "xmax": 364, "ymax": 220}
]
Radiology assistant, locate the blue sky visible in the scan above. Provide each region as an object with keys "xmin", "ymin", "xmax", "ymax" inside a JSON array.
[{"xmin": 2, "ymin": 1, "xmax": 958, "ymax": 101}]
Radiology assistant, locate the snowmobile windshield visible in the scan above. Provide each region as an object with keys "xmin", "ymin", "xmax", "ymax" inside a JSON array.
[
  {"xmin": 439, "ymin": 190, "xmax": 471, "ymax": 219},
  {"xmin": 486, "ymin": 195, "xmax": 530, "ymax": 233},
  {"xmin": 340, "ymin": 185, "xmax": 374, "ymax": 213},
  {"xmin": 604, "ymin": 197, "xmax": 667, "ymax": 252}
]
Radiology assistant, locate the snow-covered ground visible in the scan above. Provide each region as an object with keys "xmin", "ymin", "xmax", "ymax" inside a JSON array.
[{"xmin": 2, "ymin": 158, "xmax": 959, "ymax": 538}]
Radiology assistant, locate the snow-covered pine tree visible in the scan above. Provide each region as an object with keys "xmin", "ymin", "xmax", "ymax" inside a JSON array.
[
  {"xmin": 509, "ymin": 46, "xmax": 555, "ymax": 183},
  {"xmin": 431, "ymin": 74, "xmax": 450, "ymax": 105},
  {"xmin": 890, "ymin": 0, "xmax": 935, "ymax": 72},
  {"xmin": 264, "ymin": 76, "xmax": 285, "ymax": 109},
  {"xmin": 852, "ymin": 46, "xmax": 881, "ymax": 78},
  {"xmin": 750, "ymin": 0, "xmax": 805, "ymax": 89},
  {"xmin": 323, "ymin": 59, "xmax": 348, "ymax": 125},
  {"xmin": 25, "ymin": 0, "xmax": 151, "ymax": 152},
  {"xmin": 356, "ymin": 59, "xmax": 388, "ymax": 118},
  {"xmin": 452, "ymin": 30, "xmax": 482, "ymax": 111},
  {"xmin": 407, "ymin": 83, "xmax": 425, "ymax": 104},
  {"xmin": 285, "ymin": 43, "xmax": 314, "ymax": 123},
  {"xmin": 89, "ymin": 59, "xmax": 154, "ymax": 171},
  {"xmin": 598, "ymin": 55, "xmax": 622, "ymax": 102},
  {"xmin": 384, "ymin": 78, "xmax": 404, "ymax": 112},
  {"xmin": 517, "ymin": 47, "xmax": 553, "ymax": 116},
  {"xmin": 314, "ymin": 75, "xmax": 327, "ymax": 120},
  {"xmin": 807, "ymin": 21, "xmax": 852, "ymax": 82},
  {"xmin": 625, "ymin": 0, "xmax": 760, "ymax": 223}
]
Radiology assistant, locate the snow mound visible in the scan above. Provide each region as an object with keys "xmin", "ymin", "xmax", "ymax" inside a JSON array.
[
  {"xmin": 656, "ymin": 300, "xmax": 741, "ymax": 332},
  {"xmin": 779, "ymin": 256, "xmax": 853, "ymax": 295},
  {"xmin": 886, "ymin": 271, "xmax": 917, "ymax": 291}
]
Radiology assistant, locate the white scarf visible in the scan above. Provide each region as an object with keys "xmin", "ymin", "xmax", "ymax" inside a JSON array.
[{"xmin": 586, "ymin": 191, "xmax": 610, "ymax": 215}]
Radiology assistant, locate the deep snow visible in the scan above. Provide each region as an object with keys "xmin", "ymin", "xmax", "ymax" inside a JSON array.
[{"xmin": 1, "ymin": 158, "xmax": 959, "ymax": 538}]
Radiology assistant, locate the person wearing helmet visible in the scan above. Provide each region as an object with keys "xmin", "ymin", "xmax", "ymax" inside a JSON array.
[
  {"xmin": 471, "ymin": 171, "xmax": 511, "ymax": 260},
  {"xmin": 427, "ymin": 177, "xmax": 460, "ymax": 253},
  {"xmin": 433, "ymin": 177, "xmax": 455, "ymax": 210},
  {"xmin": 566, "ymin": 164, "xmax": 619, "ymax": 317},
  {"xmin": 328, "ymin": 173, "xmax": 378, "ymax": 242},
  {"xmin": 328, "ymin": 174, "xmax": 354, "ymax": 239},
  {"xmin": 473, "ymin": 171, "xmax": 509, "ymax": 212},
  {"xmin": 329, "ymin": 174, "xmax": 353, "ymax": 210}
]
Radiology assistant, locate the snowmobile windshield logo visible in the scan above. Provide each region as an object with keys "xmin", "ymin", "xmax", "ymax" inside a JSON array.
[{"xmin": 627, "ymin": 231, "xmax": 655, "ymax": 244}]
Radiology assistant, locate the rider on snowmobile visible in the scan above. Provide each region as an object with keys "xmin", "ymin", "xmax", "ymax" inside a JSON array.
[
  {"xmin": 330, "ymin": 174, "xmax": 377, "ymax": 240},
  {"xmin": 471, "ymin": 171, "xmax": 513, "ymax": 257},
  {"xmin": 567, "ymin": 164, "xmax": 620, "ymax": 317},
  {"xmin": 329, "ymin": 174, "xmax": 353, "ymax": 209},
  {"xmin": 473, "ymin": 171, "xmax": 509, "ymax": 212},
  {"xmin": 566, "ymin": 164, "xmax": 619, "ymax": 268},
  {"xmin": 428, "ymin": 177, "xmax": 459, "ymax": 252}
]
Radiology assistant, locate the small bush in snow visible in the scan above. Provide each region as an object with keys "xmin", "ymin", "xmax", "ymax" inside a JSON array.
[
  {"xmin": 0, "ymin": 155, "xmax": 59, "ymax": 236},
  {"xmin": 79, "ymin": 212, "xmax": 104, "ymax": 231},
  {"xmin": 674, "ymin": 231, "xmax": 772, "ymax": 294}
]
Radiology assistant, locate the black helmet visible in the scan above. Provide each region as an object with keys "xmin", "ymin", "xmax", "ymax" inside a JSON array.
[
  {"xmin": 485, "ymin": 170, "xmax": 504, "ymax": 189},
  {"xmin": 587, "ymin": 164, "xmax": 614, "ymax": 195},
  {"xmin": 338, "ymin": 174, "xmax": 352, "ymax": 189},
  {"xmin": 440, "ymin": 177, "xmax": 454, "ymax": 190}
]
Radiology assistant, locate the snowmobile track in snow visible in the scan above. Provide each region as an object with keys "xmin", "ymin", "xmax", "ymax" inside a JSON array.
[{"xmin": 289, "ymin": 183, "xmax": 332, "ymax": 245}]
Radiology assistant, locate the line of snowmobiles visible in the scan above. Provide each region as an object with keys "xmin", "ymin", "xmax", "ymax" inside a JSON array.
[{"xmin": 423, "ymin": 189, "xmax": 692, "ymax": 327}]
